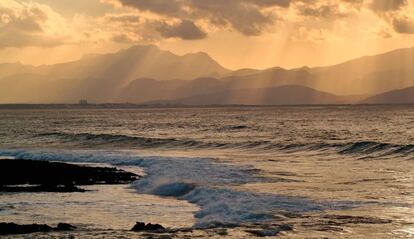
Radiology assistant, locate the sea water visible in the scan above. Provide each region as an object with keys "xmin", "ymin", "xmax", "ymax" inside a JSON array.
[{"xmin": 0, "ymin": 106, "xmax": 413, "ymax": 238}]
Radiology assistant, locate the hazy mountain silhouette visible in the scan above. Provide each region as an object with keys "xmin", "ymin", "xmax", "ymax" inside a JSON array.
[
  {"xmin": 360, "ymin": 86, "xmax": 414, "ymax": 104},
  {"xmin": 0, "ymin": 45, "xmax": 229, "ymax": 103},
  {"xmin": 215, "ymin": 47, "xmax": 414, "ymax": 95},
  {"xmin": 0, "ymin": 63, "xmax": 36, "ymax": 79},
  {"xmin": 0, "ymin": 45, "xmax": 413, "ymax": 104},
  {"xmin": 116, "ymin": 68, "xmax": 366, "ymax": 104},
  {"xmin": 117, "ymin": 67, "xmax": 317, "ymax": 103},
  {"xmin": 310, "ymin": 47, "xmax": 414, "ymax": 95},
  {"xmin": 146, "ymin": 85, "xmax": 349, "ymax": 105},
  {"xmin": 116, "ymin": 47, "xmax": 414, "ymax": 104},
  {"xmin": 1, "ymin": 45, "xmax": 229, "ymax": 81}
]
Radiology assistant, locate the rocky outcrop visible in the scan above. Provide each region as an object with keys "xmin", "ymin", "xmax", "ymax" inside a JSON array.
[
  {"xmin": 0, "ymin": 159, "xmax": 139, "ymax": 192},
  {"xmin": 131, "ymin": 222, "xmax": 166, "ymax": 232},
  {"xmin": 0, "ymin": 222, "xmax": 76, "ymax": 235}
]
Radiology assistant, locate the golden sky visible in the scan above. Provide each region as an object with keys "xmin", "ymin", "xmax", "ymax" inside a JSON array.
[{"xmin": 0, "ymin": 0, "xmax": 413, "ymax": 69}]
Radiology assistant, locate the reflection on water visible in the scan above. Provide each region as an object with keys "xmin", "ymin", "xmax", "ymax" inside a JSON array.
[
  {"xmin": 0, "ymin": 185, "xmax": 198, "ymax": 230},
  {"xmin": 0, "ymin": 106, "xmax": 413, "ymax": 238}
]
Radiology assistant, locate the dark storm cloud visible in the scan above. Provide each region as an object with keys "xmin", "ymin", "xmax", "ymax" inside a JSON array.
[{"xmin": 156, "ymin": 20, "xmax": 207, "ymax": 40}]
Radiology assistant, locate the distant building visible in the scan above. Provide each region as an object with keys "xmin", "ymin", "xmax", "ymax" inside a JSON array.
[{"xmin": 79, "ymin": 99, "xmax": 88, "ymax": 105}]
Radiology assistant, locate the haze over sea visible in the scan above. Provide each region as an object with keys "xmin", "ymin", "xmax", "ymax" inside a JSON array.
[{"xmin": 0, "ymin": 106, "xmax": 413, "ymax": 238}]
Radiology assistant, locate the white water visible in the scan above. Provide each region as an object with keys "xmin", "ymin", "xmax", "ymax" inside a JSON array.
[
  {"xmin": 1, "ymin": 107, "xmax": 413, "ymax": 238},
  {"xmin": 0, "ymin": 149, "xmax": 356, "ymax": 229}
]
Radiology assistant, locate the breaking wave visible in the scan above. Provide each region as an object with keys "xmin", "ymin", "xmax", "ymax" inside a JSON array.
[
  {"xmin": 0, "ymin": 149, "xmax": 357, "ymax": 228},
  {"xmin": 36, "ymin": 132, "xmax": 414, "ymax": 158}
]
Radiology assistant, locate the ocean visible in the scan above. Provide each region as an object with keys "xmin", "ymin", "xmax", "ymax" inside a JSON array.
[{"xmin": 0, "ymin": 106, "xmax": 413, "ymax": 238}]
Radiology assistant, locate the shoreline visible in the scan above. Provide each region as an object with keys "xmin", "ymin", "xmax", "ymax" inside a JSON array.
[{"xmin": 0, "ymin": 103, "xmax": 414, "ymax": 110}]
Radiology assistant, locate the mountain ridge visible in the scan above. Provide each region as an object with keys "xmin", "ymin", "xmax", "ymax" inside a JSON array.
[
  {"xmin": 360, "ymin": 86, "xmax": 414, "ymax": 104},
  {"xmin": 144, "ymin": 85, "xmax": 350, "ymax": 106},
  {"xmin": 1, "ymin": 45, "xmax": 414, "ymax": 104}
]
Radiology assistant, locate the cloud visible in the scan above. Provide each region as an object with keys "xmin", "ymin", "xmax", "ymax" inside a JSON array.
[
  {"xmin": 156, "ymin": 20, "xmax": 207, "ymax": 40},
  {"xmin": 101, "ymin": 0, "xmax": 414, "ymax": 41},
  {"xmin": 370, "ymin": 0, "xmax": 407, "ymax": 13},
  {"xmin": 1, "ymin": 0, "xmax": 412, "ymax": 50},
  {"xmin": 100, "ymin": 13, "xmax": 204, "ymax": 42},
  {"xmin": 296, "ymin": 3, "xmax": 349, "ymax": 19},
  {"xmin": 367, "ymin": 0, "xmax": 414, "ymax": 35},
  {"xmin": 107, "ymin": 0, "xmax": 291, "ymax": 36},
  {"xmin": 111, "ymin": 33, "xmax": 134, "ymax": 43},
  {"xmin": 0, "ymin": 1, "xmax": 66, "ymax": 48},
  {"xmin": 289, "ymin": 26, "xmax": 329, "ymax": 43},
  {"xmin": 104, "ymin": 14, "xmax": 140, "ymax": 24},
  {"xmin": 392, "ymin": 17, "xmax": 414, "ymax": 34}
]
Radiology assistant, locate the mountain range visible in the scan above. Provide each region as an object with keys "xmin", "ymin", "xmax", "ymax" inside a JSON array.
[{"xmin": 0, "ymin": 45, "xmax": 413, "ymax": 105}]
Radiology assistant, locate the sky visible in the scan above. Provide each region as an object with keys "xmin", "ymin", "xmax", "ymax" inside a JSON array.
[{"xmin": 0, "ymin": 0, "xmax": 413, "ymax": 70}]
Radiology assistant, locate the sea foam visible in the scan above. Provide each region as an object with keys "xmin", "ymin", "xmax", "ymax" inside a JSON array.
[{"xmin": 0, "ymin": 149, "xmax": 356, "ymax": 228}]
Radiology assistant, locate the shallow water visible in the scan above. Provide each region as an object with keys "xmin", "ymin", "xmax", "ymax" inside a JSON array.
[{"xmin": 0, "ymin": 106, "xmax": 413, "ymax": 238}]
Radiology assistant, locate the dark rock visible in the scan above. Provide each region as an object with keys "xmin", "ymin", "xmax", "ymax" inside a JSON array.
[
  {"xmin": 321, "ymin": 214, "xmax": 392, "ymax": 224},
  {"xmin": 213, "ymin": 228, "xmax": 228, "ymax": 236},
  {"xmin": 245, "ymin": 224, "xmax": 293, "ymax": 237},
  {"xmin": 246, "ymin": 229, "xmax": 280, "ymax": 237},
  {"xmin": 0, "ymin": 223, "xmax": 53, "ymax": 235},
  {"xmin": 56, "ymin": 223, "xmax": 77, "ymax": 231},
  {"xmin": 314, "ymin": 225, "xmax": 345, "ymax": 232},
  {"xmin": 131, "ymin": 222, "xmax": 166, "ymax": 232},
  {"xmin": 142, "ymin": 235, "xmax": 172, "ymax": 239},
  {"xmin": 0, "ymin": 222, "xmax": 77, "ymax": 235},
  {"xmin": 0, "ymin": 159, "xmax": 139, "ymax": 193},
  {"xmin": 0, "ymin": 184, "xmax": 86, "ymax": 193}
]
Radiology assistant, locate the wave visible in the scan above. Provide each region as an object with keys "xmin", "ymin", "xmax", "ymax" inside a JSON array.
[
  {"xmin": 0, "ymin": 149, "xmax": 357, "ymax": 228},
  {"xmin": 36, "ymin": 132, "xmax": 233, "ymax": 149},
  {"xmin": 35, "ymin": 132, "xmax": 414, "ymax": 158}
]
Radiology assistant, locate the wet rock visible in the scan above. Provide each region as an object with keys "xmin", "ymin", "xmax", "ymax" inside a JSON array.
[
  {"xmin": 0, "ymin": 223, "xmax": 53, "ymax": 235},
  {"xmin": 313, "ymin": 225, "xmax": 345, "ymax": 232},
  {"xmin": 321, "ymin": 214, "xmax": 392, "ymax": 224},
  {"xmin": 213, "ymin": 228, "xmax": 228, "ymax": 236},
  {"xmin": 143, "ymin": 235, "xmax": 172, "ymax": 239},
  {"xmin": 245, "ymin": 224, "xmax": 293, "ymax": 237},
  {"xmin": 56, "ymin": 223, "xmax": 77, "ymax": 231},
  {"xmin": 0, "ymin": 159, "xmax": 138, "ymax": 193},
  {"xmin": 0, "ymin": 222, "xmax": 77, "ymax": 235},
  {"xmin": 131, "ymin": 222, "xmax": 166, "ymax": 232},
  {"xmin": 0, "ymin": 184, "xmax": 86, "ymax": 193}
]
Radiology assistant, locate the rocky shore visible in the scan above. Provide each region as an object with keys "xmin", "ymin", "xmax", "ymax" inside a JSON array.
[
  {"xmin": 0, "ymin": 159, "xmax": 138, "ymax": 192},
  {"xmin": 0, "ymin": 223, "xmax": 76, "ymax": 235}
]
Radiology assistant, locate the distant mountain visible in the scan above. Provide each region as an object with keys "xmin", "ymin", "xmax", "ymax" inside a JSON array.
[
  {"xmin": 1, "ymin": 45, "xmax": 229, "ymax": 81},
  {"xmin": 146, "ymin": 85, "xmax": 348, "ymax": 105},
  {"xmin": 1, "ymin": 45, "xmax": 414, "ymax": 104},
  {"xmin": 117, "ymin": 68, "xmax": 368, "ymax": 104},
  {"xmin": 117, "ymin": 68, "xmax": 317, "ymax": 103},
  {"xmin": 219, "ymin": 47, "xmax": 414, "ymax": 95},
  {"xmin": 222, "ymin": 67, "xmax": 316, "ymax": 89},
  {"xmin": 0, "ymin": 63, "xmax": 36, "ymax": 79},
  {"xmin": 360, "ymin": 86, "xmax": 414, "ymax": 104},
  {"xmin": 310, "ymin": 47, "xmax": 414, "ymax": 95},
  {"xmin": 0, "ymin": 45, "xmax": 230, "ymax": 103}
]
